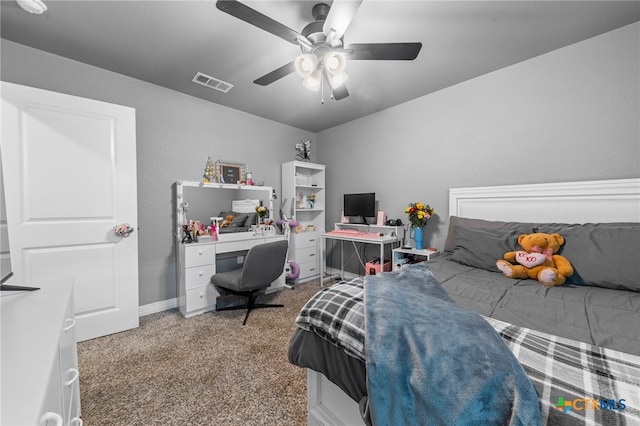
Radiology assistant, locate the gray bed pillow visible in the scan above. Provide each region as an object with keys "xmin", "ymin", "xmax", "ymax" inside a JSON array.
[
  {"xmin": 450, "ymin": 226, "xmax": 525, "ymax": 271},
  {"xmin": 536, "ymin": 223, "xmax": 640, "ymax": 292},
  {"xmin": 244, "ymin": 212, "xmax": 258, "ymax": 226},
  {"xmin": 445, "ymin": 216, "xmax": 534, "ymax": 253},
  {"xmin": 227, "ymin": 213, "xmax": 249, "ymax": 228}
]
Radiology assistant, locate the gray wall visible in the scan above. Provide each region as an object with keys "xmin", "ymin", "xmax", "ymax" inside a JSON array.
[
  {"xmin": 1, "ymin": 39, "xmax": 314, "ymax": 306},
  {"xmin": 2, "ymin": 22, "xmax": 638, "ymax": 307},
  {"xmin": 317, "ymin": 23, "xmax": 640, "ymax": 251}
]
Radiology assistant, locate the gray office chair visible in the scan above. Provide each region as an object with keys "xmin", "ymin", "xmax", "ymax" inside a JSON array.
[{"xmin": 211, "ymin": 239, "xmax": 288, "ymax": 325}]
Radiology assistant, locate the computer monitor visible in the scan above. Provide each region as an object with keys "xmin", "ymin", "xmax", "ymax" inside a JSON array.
[{"xmin": 343, "ymin": 192, "xmax": 375, "ymax": 224}]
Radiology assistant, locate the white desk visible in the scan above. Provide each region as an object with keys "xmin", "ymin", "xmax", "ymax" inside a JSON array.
[
  {"xmin": 320, "ymin": 224, "xmax": 402, "ymax": 284},
  {"xmin": 177, "ymin": 231, "xmax": 286, "ymax": 317}
]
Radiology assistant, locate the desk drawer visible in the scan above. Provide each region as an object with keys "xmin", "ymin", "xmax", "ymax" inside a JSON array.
[
  {"xmin": 216, "ymin": 239, "xmax": 263, "ymax": 254},
  {"xmin": 185, "ymin": 265, "xmax": 216, "ymax": 290},
  {"xmin": 186, "ymin": 285, "xmax": 218, "ymax": 312},
  {"xmin": 185, "ymin": 244, "xmax": 216, "ymax": 268}
]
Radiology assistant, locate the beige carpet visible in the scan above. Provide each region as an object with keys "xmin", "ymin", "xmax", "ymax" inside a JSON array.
[{"xmin": 78, "ymin": 280, "xmax": 323, "ymax": 425}]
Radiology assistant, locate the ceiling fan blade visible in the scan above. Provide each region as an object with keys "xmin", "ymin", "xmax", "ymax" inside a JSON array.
[
  {"xmin": 345, "ymin": 43, "xmax": 423, "ymax": 60},
  {"xmin": 323, "ymin": 0, "xmax": 363, "ymax": 40},
  {"xmin": 216, "ymin": 0, "xmax": 311, "ymax": 46},
  {"xmin": 332, "ymin": 84, "xmax": 349, "ymax": 101},
  {"xmin": 253, "ymin": 61, "xmax": 296, "ymax": 86}
]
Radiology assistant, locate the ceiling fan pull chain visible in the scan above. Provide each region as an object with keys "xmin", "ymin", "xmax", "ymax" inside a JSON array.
[{"xmin": 321, "ymin": 69, "xmax": 325, "ymax": 104}]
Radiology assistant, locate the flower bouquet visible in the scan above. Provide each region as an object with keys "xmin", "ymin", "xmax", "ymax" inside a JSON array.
[
  {"xmin": 405, "ymin": 202, "xmax": 435, "ymax": 228},
  {"xmin": 256, "ymin": 205, "xmax": 268, "ymax": 223}
]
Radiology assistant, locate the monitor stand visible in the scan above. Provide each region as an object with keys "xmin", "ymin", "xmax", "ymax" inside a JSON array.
[{"xmin": 349, "ymin": 216, "xmax": 367, "ymax": 225}]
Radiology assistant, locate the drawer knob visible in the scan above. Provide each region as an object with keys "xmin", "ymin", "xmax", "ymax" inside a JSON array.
[
  {"xmin": 64, "ymin": 318, "xmax": 77, "ymax": 332},
  {"xmin": 40, "ymin": 412, "xmax": 63, "ymax": 426},
  {"xmin": 65, "ymin": 368, "xmax": 80, "ymax": 387}
]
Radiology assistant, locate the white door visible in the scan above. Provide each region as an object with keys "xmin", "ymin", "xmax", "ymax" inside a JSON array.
[{"xmin": 1, "ymin": 82, "xmax": 139, "ymax": 341}]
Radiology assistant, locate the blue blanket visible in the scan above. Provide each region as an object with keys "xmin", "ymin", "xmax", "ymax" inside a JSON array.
[{"xmin": 364, "ymin": 264, "xmax": 541, "ymax": 425}]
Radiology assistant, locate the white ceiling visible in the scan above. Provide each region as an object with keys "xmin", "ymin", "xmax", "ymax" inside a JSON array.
[{"xmin": 2, "ymin": 1, "xmax": 639, "ymax": 132}]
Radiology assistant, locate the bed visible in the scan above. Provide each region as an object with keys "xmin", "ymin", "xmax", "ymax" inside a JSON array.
[
  {"xmin": 288, "ymin": 178, "xmax": 640, "ymax": 425},
  {"xmin": 217, "ymin": 199, "xmax": 260, "ymax": 234}
]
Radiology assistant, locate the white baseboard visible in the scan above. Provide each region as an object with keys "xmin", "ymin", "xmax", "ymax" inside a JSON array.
[{"xmin": 138, "ymin": 297, "xmax": 177, "ymax": 317}]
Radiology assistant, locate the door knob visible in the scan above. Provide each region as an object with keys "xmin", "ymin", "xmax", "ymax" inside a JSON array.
[{"xmin": 113, "ymin": 223, "xmax": 134, "ymax": 237}]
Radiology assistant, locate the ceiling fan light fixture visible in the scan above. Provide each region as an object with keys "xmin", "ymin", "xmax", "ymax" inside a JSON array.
[
  {"xmin": 16, "ymin": 0, "xmax": 47, "ymax": 14},
  {"xmin": 324, "ymin": 51, "xmax": 346, "ymax": 75},
  {"xmin": 328, "ymin": 72, "xmax": 348, "ymax": 90},
  {"xmin": 303, "ymin": 71, "xmax": 322, "ymax": 92},
  {"xmin": 295, "ymin": 54, "xmax": 318, "ymax": 78}
]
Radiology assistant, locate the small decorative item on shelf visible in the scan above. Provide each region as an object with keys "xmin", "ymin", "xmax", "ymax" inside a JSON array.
[
  {"xmin": 256, "ymin": 204, "xmax": 268, "ymax": 223},
  {"xmin": 405, "ymin": 202, "xmax": 435, "ymax": 250},
  {"xmin": 308, "ymin": 193, "xmax": 316, "ymax": 208},
  {"xmin": 297, "ymin": 192, "xmax": 306, "ymax": 209},
  {"xmin": 215, "ymin": 160, "xmax": 246, "ymax": 185},
  {"xmin": 203, "ymin": 157, "xmax": 217, "ymax": 183},
  {"xmin": 295, "ymin": 140, "xmax": 311, "ymax": 161},
  {"xmin": 182, "ymin": 225, "xmax": 193, "ymax": 243}
]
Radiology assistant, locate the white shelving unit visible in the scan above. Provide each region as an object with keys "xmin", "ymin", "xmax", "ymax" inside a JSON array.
[
  {"xmin": 392, "ymin": 247, "xmax": 439, "ymax": 271},
  {"xmin": 282, "ymin": 161, "xmax": 326, "ymax": 283}
]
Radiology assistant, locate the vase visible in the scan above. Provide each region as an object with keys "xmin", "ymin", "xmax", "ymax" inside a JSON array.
[{"xmin": 412, "ymin": 226, "xmax": 424, "ymax": 250}]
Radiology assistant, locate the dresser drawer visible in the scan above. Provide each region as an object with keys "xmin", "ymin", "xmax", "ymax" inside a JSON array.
[
  {"xmin": 186, "ymin": 285, "xmax": 218, "ymax": 312},
  {"xmin": 185, "ymin": 265, "xmax": 216, "ymax": 290},
  {"xmin": 292, "ymin": 231, "xmax": 320, "ymax": 250},
  {"xmin": 298, "ymin": 260, "xmax": 319, "ymax": 279},
  {"xmin": 295, "ymin": 246, "xmax": 319, "ymax": 264},
  {"xmin": 185, "ymin": 244, "xmax": 216, "ymax": 268}
]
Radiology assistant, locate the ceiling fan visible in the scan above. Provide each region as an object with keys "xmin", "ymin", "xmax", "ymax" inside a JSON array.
[{"xmin": 216, "ymin": 0, "xmax": 422, "ymax": 101}]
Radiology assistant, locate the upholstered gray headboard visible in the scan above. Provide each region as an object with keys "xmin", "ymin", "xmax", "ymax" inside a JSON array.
[{"xmin": 449, "ymin": 178, "xmax": 640, "ymax": 224}]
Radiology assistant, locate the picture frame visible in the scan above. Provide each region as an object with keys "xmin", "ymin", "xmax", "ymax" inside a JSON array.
[{"xmin": 215, "ymin": 160, "xmax": 246, "ymax": 184}]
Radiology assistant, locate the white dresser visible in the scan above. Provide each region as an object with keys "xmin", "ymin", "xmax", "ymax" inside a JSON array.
[
  {"xmin": 177, "ymin": 233, "xmax": 286, "ymax": 318},
  {"xmin": 1, "ymin": 281, "xmax": 81, "ymax": 426},
  {"xmin": 290, "ymin": 231, "xmax": 321, "ymax": 283}
]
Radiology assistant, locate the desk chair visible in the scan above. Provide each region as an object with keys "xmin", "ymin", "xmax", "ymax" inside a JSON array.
[{"xmin": 211, "ymin": 240, "xmax": 288, "ymax": 325}]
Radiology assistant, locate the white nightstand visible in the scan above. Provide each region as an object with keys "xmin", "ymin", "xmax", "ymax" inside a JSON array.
[{"xmin": 392, "ymin": 247, "xmax": 439, "ymax": 271}]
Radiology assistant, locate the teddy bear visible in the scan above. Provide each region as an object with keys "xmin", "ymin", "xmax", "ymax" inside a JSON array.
[
  {"xmin": 219, "ymin": 214, "xmax": 234, "ymax": 228},
  {"xmin": 496, "ymin": 232, "xmax": 574, "ymax": 287}
]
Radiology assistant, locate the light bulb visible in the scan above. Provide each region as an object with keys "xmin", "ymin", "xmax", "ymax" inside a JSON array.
[
  {"xmin": 295, "ymin": 54, "xmax": 318, "ymax": 78},
  {"xmin": 303, "ymin": 71, "xmax": 322, "ymax": 91},
  {"xmin": 324, "ymin": 51, "xmax": 346, "ymax": 75}
]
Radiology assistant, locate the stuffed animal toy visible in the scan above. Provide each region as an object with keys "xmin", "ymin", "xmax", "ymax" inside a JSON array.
[
  {"xmin": 220, "ymin": 214, "xmax": 234, "ymax": 228},
  {"xmin": 496, "ymin": 232, "xmax": 574, "ymax": 287}
]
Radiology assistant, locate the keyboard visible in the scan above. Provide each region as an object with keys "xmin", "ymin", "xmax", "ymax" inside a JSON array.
[{"xmin": 325, "ymin": 229, "xmax": 382, "ymax": 239}]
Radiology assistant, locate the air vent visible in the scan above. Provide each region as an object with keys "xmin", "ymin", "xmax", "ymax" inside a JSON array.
[{"xmin": 192, "ymin": 72, "xmax": 233, "ymax": 93}]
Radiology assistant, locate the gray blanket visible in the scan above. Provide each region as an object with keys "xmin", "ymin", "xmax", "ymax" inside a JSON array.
[{"xmin": 364, "ymin": 264, "xmax": 541, "ymax": 425}]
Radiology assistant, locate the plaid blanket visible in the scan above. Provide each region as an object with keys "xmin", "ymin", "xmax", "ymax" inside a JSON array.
[
  {"xmin": 294, "ymin": 277, "xmax": 366, "ymax": 361},
  {"xmin": 295, "ymin": 277, "xmax": 640, "ymax": 425}
]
